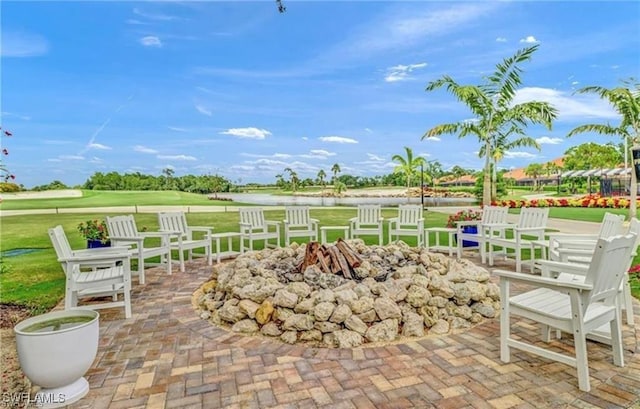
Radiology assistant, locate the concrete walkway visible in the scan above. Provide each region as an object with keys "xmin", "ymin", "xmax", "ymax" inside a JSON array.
[{"xmin": 67, "ymin": 257, "xmax": 639, "ymax": 408}]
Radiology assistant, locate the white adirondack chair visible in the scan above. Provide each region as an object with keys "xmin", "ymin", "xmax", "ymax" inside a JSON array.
[
  {"xmin": 488, "ymin": 207, "xmax": 549, "ymax": 273},
  {"xmin": 106, "ymin": 215, "xmax": 173, "ymax": 284},
  {"xmin": 546, "ymin": 212, "xmax": 625, "ymax": 262},
  {"xmin": 456, "ymin": 205, "xmax": 509, "ymax": 263},
  {"xmin": 49, "ymin": 225, "xmax": 133, "ymax": 318},
  {"xmin": 349, "ymin": 204, "xmax": 384, "ymax": 245},
  {"xmin": 388, "ymin": 204, "xmax": 424, "ymax": 246},
  {"xmin": 539, "ymin": 217, "xmax": 639, "ymax": 330},
  {"xmin": 283, "ymin": 206, "xmax": 318, "ymax": 246},
  {"xmin": 157, "ymin": 211, "xmax": 213, "ymax": 273},
  {"xmin": 239, "ymin": 208, "xmax": 281, "ymax": 251},
  {"xmin": 494, "ymin": 233, "xmax": 635, "ymax": 392}
]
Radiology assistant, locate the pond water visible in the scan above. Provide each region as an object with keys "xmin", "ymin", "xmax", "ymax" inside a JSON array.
[
  {"xmin": 1, "ymin": 248, "xmax": 44, "ymax": 258},
  {"xmin": 219, "ymin": 193, "xmax": 476, "ymax": 207}
]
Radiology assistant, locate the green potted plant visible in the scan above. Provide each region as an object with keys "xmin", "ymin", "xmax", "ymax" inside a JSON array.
[{"xmin": 77, "ymin": 219, "xmax": 110, "ymax": 248}]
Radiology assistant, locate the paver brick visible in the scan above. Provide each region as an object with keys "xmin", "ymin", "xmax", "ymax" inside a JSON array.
[{"xmin": 68, "ymin": 259, "xmax": 640, "ymax": 409}]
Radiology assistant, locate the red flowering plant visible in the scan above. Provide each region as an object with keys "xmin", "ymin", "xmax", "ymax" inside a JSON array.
[
  {"xmin": 77, "ymin": 219, "xmax": 109, "ymax": 243},
  {"xmin": 0, "ymin": 127, "xmax": 15, "ymax": 182},
  {"xmin": 446, "ymin": 209, "xmax": 483, "ymax": 228}
]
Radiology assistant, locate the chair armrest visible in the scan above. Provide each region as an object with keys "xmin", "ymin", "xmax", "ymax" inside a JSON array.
[
  {"xmin": 71, "ymin": 246, "xmax": 131, "ymax": 257},
  {"xmin": 536, "ymin": 259, "xmax": 589, "ymax": 278},
  {"xmin": 548, "ymin": 233, "xmax": 598, "ymax": 242},
  {"xmin": 140, "ymin": 231, "xmax": 179, "ymax": 239},
  {"xmin": 310, "ymin": 218, "xmax": 320, "ymax": 224},
  {"xmin": 61, "ymin": 252, "xmax": 131, "ymax": 264},
  {"xmin": 494, "ymin": 269, "xmax": 592, "ymax": 291},
  {"xmin": 265, "ymin": 220, "xmax": 280, "ymax": 226}
]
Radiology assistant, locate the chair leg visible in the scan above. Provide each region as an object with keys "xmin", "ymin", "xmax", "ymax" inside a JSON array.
[
  {"xmin": 124, "ymin": 281, "xmax": 132, "ymax": 319},
  {"xmin": 138, "ymin": 253, "xmax": 145, "ymax": 285},
  {"xmin": 573, "ymin": 323, "xmax": 590, "ymax": 392},
  {"xmin": 179, "ymin": 249, "xmax": 185, "ymax": 273},
  {"xmin": 499, "ymin": 282, "xmax": 511, "ymax": 363},
  {"xmin": 206, "ymin": 244, "xmax": 212, "ymax": 266},
  {"xmin": 623, "ymin": 275, "xmax": 635, "ymax": 326},
  {"xmin": 610, "ymin": 313, "xmax": 625, "ymax": 367}
]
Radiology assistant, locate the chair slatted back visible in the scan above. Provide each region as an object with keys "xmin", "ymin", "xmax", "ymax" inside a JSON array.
[
  {"xmin": 285, "ymin": 206, "xmax": 311, "ymax": 227},
  {"xmin": 397, "ymin": 205, "xmax": 422, "ymax": 225},
  {"xmin": 482, "ymin": 206, "xmax": 509, "ymax": 224},
  {"xmin": 356, "ymin": 205, "xmax": 381, "ymax": 226},
  {"xmin": 158, "ymin": 212, "xmax": 189, "ymax": 237},
  {"xmin": 516, "ymin": 207, "xmax": 549, "ymax": 229},
  {"xmin": 48, "ymin": 225, "xmax": 73, "ymax": 264},
  {"xmin": 106, "ymin": 215, "xmax": 140, "ymax": 240},
  {"xmin": 598, "ymin": 213, "xmax": 625, "ymax": 238},
  {"xmin": 585, "ymin": 234, "xmax": 635, "ymax": 305},
  {"xmin": 240, "ymin": 208, "xmax": 266, "ymax": 230}
]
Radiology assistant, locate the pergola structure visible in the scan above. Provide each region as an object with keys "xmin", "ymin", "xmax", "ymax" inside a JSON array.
[{"xmin": 559, "ymin": 168, "xmax": 631, "ymax": 195}]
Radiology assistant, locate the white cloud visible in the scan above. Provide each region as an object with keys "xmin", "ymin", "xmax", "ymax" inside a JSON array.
[
  {"xmin": 513, "ymin": 87, "xmax": 618, "ymax": 120},
  {"xmin": 367, "ymin": 153, "xmax": 385, "ymax": 162},
  {"xmin": 88, "ymin": 142, "xmax": 112, "ymax": 150},
  {"xmin": 309, "ymin": 149, "xmax": 335, "ymax": 157},
  {"xmin": 90, "ymin": 157, "xmax": 104, "ymax": 164},
  {"xmin": 134, "ymin": 145, "xmax": 159, "ymax": 154},
  {"xmin": 1, "ymin": 31, "xmax": 49, "ymax": 57},
  {"xmin": 496, "ymin": 37, "xmax": 507, "ymax": 42},
  {"xmin": 194, "ymin": 104, "xmax": 212, "ymax": 116},
  {"xmin": 47, "ymin": 158, "xmax": 62, "ymax": 162},
  {"xmin": 364, "ymin": 128, "xmax": 373, "ymax": 133},
  {"xmin": 504, "ymin": 151, "xmax": 537, "ymax": 159},
  {"xmin": 126, "ymin": 19, "xmax": 148, "ymax": 25},
  {"xmin": 571, "ymin": 81, "xmax": 579, "ymax": 85},
  {"xmin": 384, "ymin": 62, "xmax": 427, "ymax": 82},
  {"xmin": 241, "ymin": 152, "xmax": 291, "ymax": 159},
  {"xmin": 157, "ymin": 154, "xmax": 197, "ymax": 161},
  {"xmin": 168, "ymin": 126, "xmax": 188, "ymax": 132},
  {"xmin": 221, "ymin": 127, "xmax": 272, "ymax": 139},
  {"xmin": 133, "ymin": 8, "xmax": 179, "ymax": 21},
  {"xmin": 319, "ymin": 136, "xmax": 358, "ymax": 144},
  {"xmin": 424, "ymin": 135, "xmax": 441, "ymax": 142},
  {"xmin": 519, "ymin": 35, "xmax": 539, "ymax": 44},
  {"xmin": 59, "ymin": 155, "xmax": 85, "ymax": 160},
  {"xmin": 140, "ymin": 36, "xmax": 162, "ymax": 47},
  {"xmin": 0, "ymin": 111, "xmax": 31, "ymax": 121},
  {"xmin": 536, "ymin": 136, "xmax": 563, "ymax": 145},
  {"xmin": 302, "ymin": 136, "xmax": 309, "ymax": 140}
]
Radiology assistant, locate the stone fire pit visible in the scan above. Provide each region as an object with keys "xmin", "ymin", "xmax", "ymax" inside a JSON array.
[{"xmin": 193, "ymin": 239, "xmax": 500, "ymax": 348}]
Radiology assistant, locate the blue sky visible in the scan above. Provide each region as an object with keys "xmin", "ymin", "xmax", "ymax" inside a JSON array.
[{"xmin": 1, "ymin": 1, "xmax": 639, "ymax": 188}]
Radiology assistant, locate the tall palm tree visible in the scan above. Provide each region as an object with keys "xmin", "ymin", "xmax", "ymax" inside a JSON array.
[
  {"xmin": 423, "ymin": 45, "xmax": 557, "ymax": 205},
  {"xmin": 316, "ymin": 169, "xmax": 326, "ymax": 187},
  {"xmin": 331, "ymin": 163, "xmax": 341, "ymax": 183},
  {"xmin": 567, "ymin": 79, "xmax": 640, "ymax": 218},
  {"xmin": 392, "ymin": 146, "xmax": 426, "ymax": 188},
  {"xmin": 284, "ymin": 167, "xmax": 298, "ymax": 192}
]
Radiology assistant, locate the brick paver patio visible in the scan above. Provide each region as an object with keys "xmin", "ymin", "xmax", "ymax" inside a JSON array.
[{"xmin": 70, "ymin": 256, "xmax": 640, "ymax": 409}]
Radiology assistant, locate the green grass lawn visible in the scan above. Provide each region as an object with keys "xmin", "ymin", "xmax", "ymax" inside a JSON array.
[
  {"xmin": 1, "ymin": 202, "xmax": 638, "ymax": 315},
  {"xmin": 0, "ymin": 190, "xmax": 241, "ymax": 210}
]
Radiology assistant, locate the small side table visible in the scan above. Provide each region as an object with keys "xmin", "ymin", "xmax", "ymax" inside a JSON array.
[
  {"xmin": 425, "ymin": 227, "xmax": 456, "ymax": 257},
  {"xmin": 209, "ymin": 232, "xmax": 243, "ymax": 263},
  {"xmin": 320, "ymin": 226, "xmax": 350, "ymax": 244}
]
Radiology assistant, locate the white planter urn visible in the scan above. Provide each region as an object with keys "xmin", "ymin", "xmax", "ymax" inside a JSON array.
[{"xmin": 14, "ymin": 309, "xmax": 99, "ymax": 408}]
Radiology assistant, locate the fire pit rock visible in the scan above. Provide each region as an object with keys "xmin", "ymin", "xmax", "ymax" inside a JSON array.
[{"xmin": 193, "ymin": 239, "xmax": 500, "ymax": 347}]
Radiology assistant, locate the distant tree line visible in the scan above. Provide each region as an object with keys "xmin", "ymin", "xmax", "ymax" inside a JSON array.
[{"xmin": 82, "ymin": 170, "xmax": 233, "ymax": 194}]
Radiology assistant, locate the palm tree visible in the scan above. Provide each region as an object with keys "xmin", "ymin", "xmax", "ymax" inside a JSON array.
[
  {"xmin": 284, "ymin": 167, "xmax": 298, "ymax": 192},
  {"xmin": 567, "ymin": 79, "xmax": 640, "ymax": 218},
  {"xmin": 451, "ymin": 165, "xmax": 466, "ymax": 186},
  {"xmin": 316, "ymin": 169, "xmax": 326, "ymax": 186},
  {"xmin": 524, "ymin": 163, "xmax": 544, "ymax": 191},
  {"xmin": 391, "ymin": 146, "xmax": 426, "ymax": 188},
  {"xmin": 331, "ymin": 163, "xmax": 341, "ymax": 183},
  {"xmin": 480, "ymin": 133, "xmax": 540, "ymax": 201},
  {"xmin": 423, "ymin": 160, "xmax": 443, "ymax": 188},
  {"xmin": 422, "ymin": 45, "xmax": 557, "ymax": 205}
]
